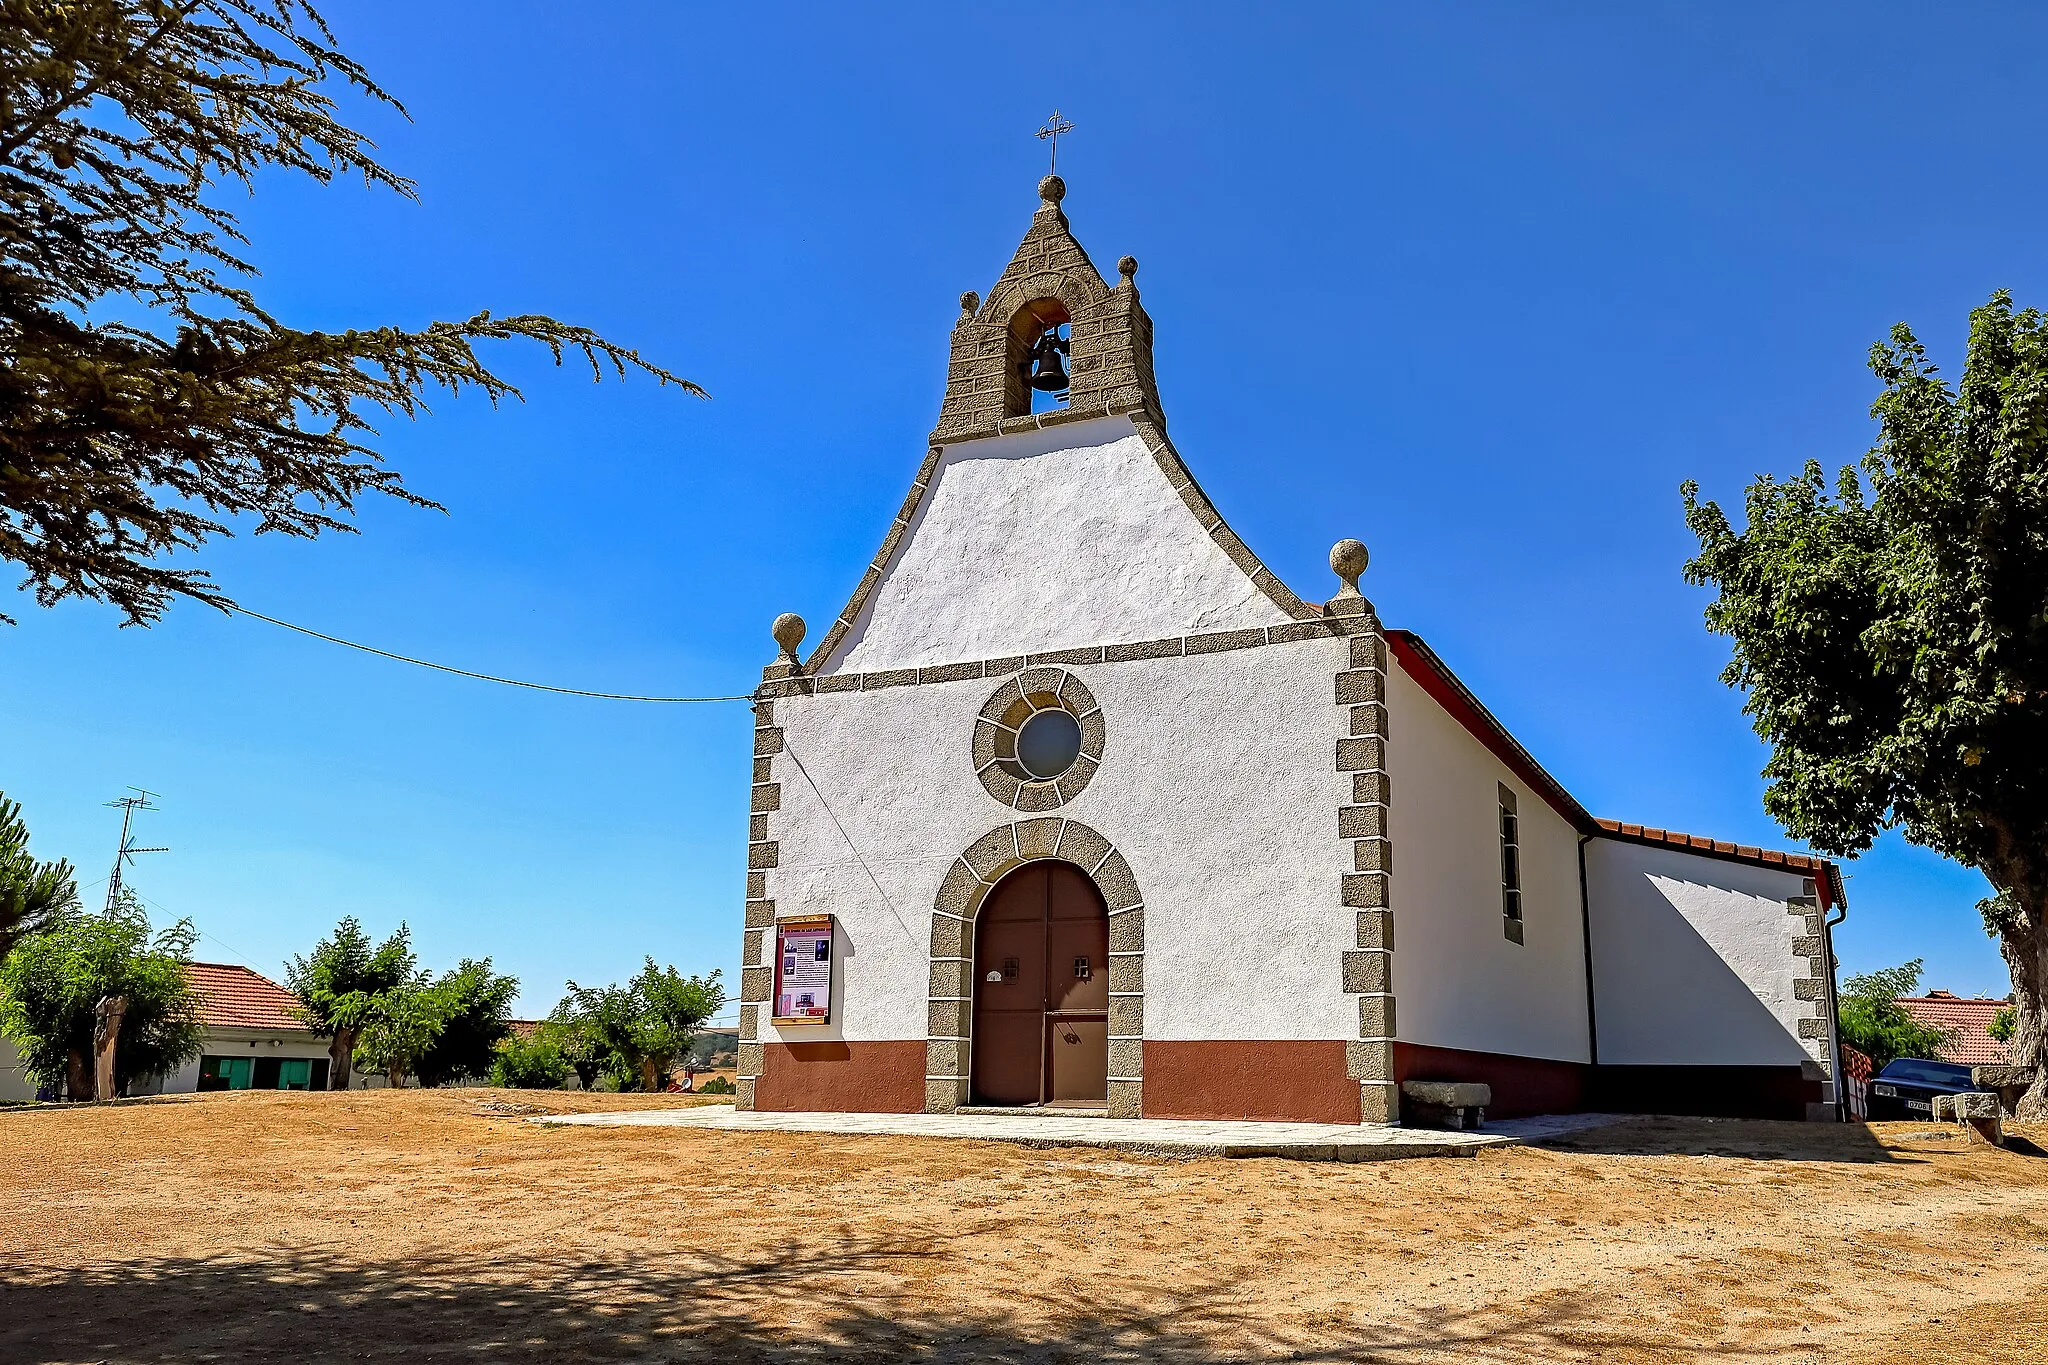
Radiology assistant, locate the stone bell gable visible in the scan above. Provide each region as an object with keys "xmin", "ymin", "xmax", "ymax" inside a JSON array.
[
  {"xmin": 799, "ymin": 176, "xmax": 1334, "ymax": 676},
  {"xmin": 930, "ymin": 173, "xmax": 1164, "ymax": 444}
]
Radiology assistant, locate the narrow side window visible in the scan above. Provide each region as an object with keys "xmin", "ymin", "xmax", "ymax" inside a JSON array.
[{"xmin": 1498, "ymin": 783, "xmax": 1524, "ymax": 944}]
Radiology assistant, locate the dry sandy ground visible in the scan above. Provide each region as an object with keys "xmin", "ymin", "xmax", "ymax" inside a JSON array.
[{"xmin": 3, "ymin": 1090, "xmax": 2047, "ymax": 1364}]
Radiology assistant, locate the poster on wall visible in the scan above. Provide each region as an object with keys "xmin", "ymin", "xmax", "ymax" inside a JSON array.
[{"xmin": 772, "ymin": 917, "xmax": 834, "ymax": 1023}]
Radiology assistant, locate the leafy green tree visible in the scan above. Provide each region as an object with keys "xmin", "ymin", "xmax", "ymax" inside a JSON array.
[
  {"xmin": 0, "ymin": 1, "xmax": 696, "ymax": 625},
  {"xmin": 565, "ymin": 960, "xmax": 724, "ymax": 1092},
  {"xmin": 413, "ymin": 958, "xmax": 517, "ymax": 1087},
  {"xmin": 0, "ymin": 792, "xmax": 78, "ymax": 963},
  {"xmin": 1835, "ymin": 960, "xmax": 1956, "ymax": 1072},
  {"xmin": 1684, "ymin": 293, "xmax": 2048, "ymax": 1114},
  {"xmin": 489, "ymin": 1025, "xmax": 570, "ymax": 1090},
  {"xmin": 350, "ymin": 978, "xmax": 443, "ymax": 1089},
  {"xmin": 284, "ymin": 917, "xmax": 416, "ymax": 1090},
  {"xmin": 545, "ymin": 997, "xmax": 605, "ymax": 1091},
  {"xmin": 1990, "ymin": 1007, "xmax": 2017, "ymax": 1045},
  {"xmin": 0, "ymin": 890, "xmax": 201, "ymax": 1097}
]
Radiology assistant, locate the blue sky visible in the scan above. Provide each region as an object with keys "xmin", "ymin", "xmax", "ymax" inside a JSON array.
[{"xmin": 4, "ymin": 4, "xmax": 2038, "ymax": 1012}]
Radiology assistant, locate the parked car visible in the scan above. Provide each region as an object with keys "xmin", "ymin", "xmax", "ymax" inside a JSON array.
[{"xmin": 1866, "ymin": 1057, "xmax": 1983, "ymax": 1119}]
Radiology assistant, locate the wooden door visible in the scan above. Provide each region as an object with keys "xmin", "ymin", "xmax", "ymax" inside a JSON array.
[{"xmin": 972, "ymin": 862, "xmax": 1109, "ymax": 1106}]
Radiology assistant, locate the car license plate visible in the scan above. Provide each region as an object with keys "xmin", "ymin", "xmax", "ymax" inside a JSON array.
[
  {"xmin": 1906, "ymin": 1098, "xmax": 1929, "ymax": 1112},
  {"xmin": 1873, "ymin": 1084, "xmax": 1896, "ymax": 1097}
]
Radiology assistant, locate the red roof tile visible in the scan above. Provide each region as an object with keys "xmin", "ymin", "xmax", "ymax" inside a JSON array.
[
  {"xmin": 1896, "ymin": 994, "xmax": 2014, "ymax": 1067},
  {"xmin": 185, "ymin": 962, "xmax": 312, "ymax": 1033},
  {"xmin": 1593, "ymin": 819, "xmax": 1836, "ymax": 876}
]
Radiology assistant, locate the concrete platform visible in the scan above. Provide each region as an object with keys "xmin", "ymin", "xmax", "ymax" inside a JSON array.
[{"xmin": 532, "ymin": 1104, "xmax": 1624, "ymax": 1161}]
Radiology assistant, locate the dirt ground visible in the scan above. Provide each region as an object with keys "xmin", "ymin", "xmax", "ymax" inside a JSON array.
[{"xmin": 4, "ymin": 1091, "xmax": 2047, "ymax": 1364}]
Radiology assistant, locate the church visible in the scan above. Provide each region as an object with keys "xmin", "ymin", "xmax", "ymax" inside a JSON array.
[{"xmin": 733, "ymin": 174, "xmax": 1844, "ymax": 1126}]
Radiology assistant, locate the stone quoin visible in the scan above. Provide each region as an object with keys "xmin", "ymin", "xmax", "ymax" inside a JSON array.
[{"xmin": 734, "ymin": 177, "xmax": 1844, "ymax": 1126}]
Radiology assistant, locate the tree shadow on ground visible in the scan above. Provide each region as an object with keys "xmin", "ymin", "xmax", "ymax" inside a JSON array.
[
  {"xmin": 1530, "ymin": 1115, "xmax": 1904, "ymax": 1164},
  {"xmin": 0, "ymin": 1237, "xmax": 1781, "ymax": 1365}
]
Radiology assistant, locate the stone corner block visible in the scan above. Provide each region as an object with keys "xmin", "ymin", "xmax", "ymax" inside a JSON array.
[
  {"xmin": 925, "ymin": 1077, "xmax": 968, "ymax": 1113},
  {"xmin": 1341, "ymin": 949, "xmax": 1391, "ymax": 995},
  {"xmin": 1106, "ymin": 1079, "xmax": 1143, "ymax": 1119},
  {"xmin": 1358, "ymin": 1082, "xmax": 1400, "ymax": 1126},
  {"xmin": 734, "ymin": 1077, "xmax": 756, "ymax": 1112}
]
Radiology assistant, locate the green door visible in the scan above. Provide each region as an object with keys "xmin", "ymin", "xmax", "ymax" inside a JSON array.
[
  {"xmin": 200, "ymin": 1056, "xmax": 253, "ymax": 1090},
  {"xmin": 278, "ymin": 1059, "xmax": 311, "ymax": 1091}
]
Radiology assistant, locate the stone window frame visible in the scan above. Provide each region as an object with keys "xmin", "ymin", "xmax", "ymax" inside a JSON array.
[
  {"xmin": 973, "ymin": 668, "xmax": 1105, "ymax": 811},
  {"xmin": 925, "ymin": 816, "xmax": 1145, "ymax": 1119}
]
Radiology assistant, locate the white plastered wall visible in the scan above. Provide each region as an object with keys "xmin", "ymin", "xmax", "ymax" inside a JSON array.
[
  {"xmin": 1384, "ymin": 660, "xmax": 1592, "ymax": 1063},
  {"xmin": 761, "ymin": 637, "xmax": 1356, "ymax": 1047},
  {"xmin": 143, "ymin": 1028, "xmax": 334, "ymax": 1095},
  {"xmin": 0, "ymin": 1036, "xmax": 35, "ymax": 1101},
  {"xmin": 1584, "ymin": 839, "xmax": 1816, "ymax": 1066},
  {"xmin": 829, "ymin": 416, "xmax": 1292, "ymax": 672}
]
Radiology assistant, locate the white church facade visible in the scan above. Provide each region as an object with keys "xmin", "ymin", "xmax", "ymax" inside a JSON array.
[{"xmin": 733, "ymin": 175, "xmax": 1843, "ymax": 1126}]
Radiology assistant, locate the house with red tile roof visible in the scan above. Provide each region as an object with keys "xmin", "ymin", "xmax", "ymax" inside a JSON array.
[
  {"xmin": 1895, "ymin": 991, "xmax": 2014, "ymax": 1068},
  {"xmin": 136, "ymin": 963, "xmax": 337, "ymax": 1096}
]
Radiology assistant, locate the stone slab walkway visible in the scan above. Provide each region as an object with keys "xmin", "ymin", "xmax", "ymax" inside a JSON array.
[{"xmin": 532, "ymin": 1104, "xmax": 1624, "ymax": 1161}]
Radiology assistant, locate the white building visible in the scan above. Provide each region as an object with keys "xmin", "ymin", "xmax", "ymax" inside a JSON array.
[
  {"xmin": 145, "ymin": 962, "xmax": 334, "ymax": 1094},
  {"xmin": 732, "ymin": 175, "xmax": 1843, "ymax": 1126}
]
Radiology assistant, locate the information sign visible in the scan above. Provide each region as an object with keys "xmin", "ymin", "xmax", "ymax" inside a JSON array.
[{"xmin": 772, "ymin": 917, "xmax": 833, "ymax": 1023}]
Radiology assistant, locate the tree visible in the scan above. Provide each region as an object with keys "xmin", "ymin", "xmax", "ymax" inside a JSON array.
[
  {"xmin": 545, "ymin": 997, "xmax": 605, "ymax": 1091},
  {"xmin": 0, "ymin": 1, "xmax": 698, "ymax": 625},
  {"xmin": 1684, "ymin": 292, "xmax": 2048, "ymax": 1114},
  {"xmin": 1990, "ymin": 1007, "xmax": 2017, "ymax": 1045},
  {"xmin": 1835, "ymin": 960, "xmax": 1956, "ymax": 1072},
  {"xmin": 0, "ymin": 889, "xmax": 202, "ymax": 1097},
  {"xmin": 350, "ymin": 978, "xmax": 443, "ymax": 1089},
  {"xmin": 564, "ymin": 960, "xmax": 724, "ymax": 1093},
  {"xmin": 0, "ymin": 792, "xmax": 78, "ymax": 963},
  {"xmin": 284, "ymin": 916, "xmax": 415, "ymax": 1090},
  {"xmin": 412, "ymin": 958, "xmax": 517, "ymax": 1087},
  {"xmin": 489, "ymin": 1025, "xmax": 570, "ymax": 1090}
]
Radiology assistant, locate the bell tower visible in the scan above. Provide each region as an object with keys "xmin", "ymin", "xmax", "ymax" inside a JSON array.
[{"xmin": 930, "ymin": 175, "xmax": 1166, "ymax": 444}]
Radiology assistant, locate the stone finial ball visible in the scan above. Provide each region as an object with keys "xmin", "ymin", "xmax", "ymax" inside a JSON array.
[
  {"xmin": 771, "ymin": 612, "xmax": 806, "ymax": 657},
  {"xmin": 1117, "ymin": 255, "xmax": 1138, "ymax": 280},
  {"xmin": 1330, "ymin": 538, "xmax": 1369, "ymax": 585},
  {"xmin": 959, "ymin": 290, "xmax": 980, "ymax": 316},
  {"xmin": 1038, "ymin": 173, "xmax": 1066, "ymax": 204}
]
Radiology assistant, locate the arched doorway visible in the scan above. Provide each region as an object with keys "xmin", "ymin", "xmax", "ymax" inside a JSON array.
[{"xmin": 971, "ymin": 861, "xmax": 1108, "ymax": 1106}]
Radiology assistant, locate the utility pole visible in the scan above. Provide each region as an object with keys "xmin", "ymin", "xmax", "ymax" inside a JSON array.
[{"xmin": 104, "ymin": 789, "xmax": 168, "ymax": 914}]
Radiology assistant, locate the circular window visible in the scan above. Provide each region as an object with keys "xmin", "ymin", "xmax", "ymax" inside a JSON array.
[
  {"xmin": 1016, "ymin": 708, "xmax": 1082, "ymax": 780},
  {"xmin": 973, "ymin": 669, "xmax": 1105, "ymax": 811}
]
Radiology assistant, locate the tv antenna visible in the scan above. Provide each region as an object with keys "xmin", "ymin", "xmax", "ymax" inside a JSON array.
[{"xmin": 104, "ymin": 789, "xmax": 168, "ymax": 914}]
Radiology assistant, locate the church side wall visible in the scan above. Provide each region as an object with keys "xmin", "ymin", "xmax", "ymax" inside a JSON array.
[
  {"xmin": 1585, "ymin": 839, "xmax": 1834, "ymax": 1117},
  {"xmin": 1383, "ymin": 659, "xmax": 1593, "ymax": 1095},
  {"xmin": 741, "ymin": 635, "xmax": 1357, "ymax": 1120}
]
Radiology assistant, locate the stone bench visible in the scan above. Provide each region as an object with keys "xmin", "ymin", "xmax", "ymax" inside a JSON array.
[
  {"xmin": 1402, "ymin": 1081, "xmax": 1491, "ymax": 1131},
  {"xmin": 1972, "ymin": 1065, "xmax": 2029, "ymax": 1118},
  {"xmin": 1932, "ymin": 1091, "xmax": 2003, "ymax": 1146}
]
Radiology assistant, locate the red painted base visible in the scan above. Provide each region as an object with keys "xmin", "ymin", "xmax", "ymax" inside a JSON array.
[{"xmin": 753, "ymin": 1041, "xmax": 925, "ymax": 1114}]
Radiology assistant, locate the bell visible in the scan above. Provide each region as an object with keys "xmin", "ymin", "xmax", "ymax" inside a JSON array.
[{"xmin": 1025, "ymin": 330, "xmax": 1069, "ymax": 393}]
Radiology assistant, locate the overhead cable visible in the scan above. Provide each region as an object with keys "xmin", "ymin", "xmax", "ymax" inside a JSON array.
[{"xmin": 229, "ymin": 605, "xmax": 752, "ymax": 704}]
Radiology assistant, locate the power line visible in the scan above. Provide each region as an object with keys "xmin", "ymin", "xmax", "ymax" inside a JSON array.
[{"xmin": 227, "ymin": 605, "xmax": 752, "ymax": 704}]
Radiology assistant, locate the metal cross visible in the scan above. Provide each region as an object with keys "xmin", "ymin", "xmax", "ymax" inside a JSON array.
[{"xmin": 1037, "ymin": 110, "xmax": 1074, "ymax": 171}]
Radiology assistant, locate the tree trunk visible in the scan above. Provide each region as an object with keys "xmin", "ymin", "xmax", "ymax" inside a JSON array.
[
  {"xmin": 387, "ymin": 1063, "xmax": 405, "ymax": 1089},
  {"xmin": 65, "ymin": 1046, "xmax": 92, "ymax": 1101},
  {"xmin": 1996, "ymin": 875, "xmax": 2048, "ymax": 1119},
  {"xmin": 328, "ymin": 1028, "xmax": 354, "ymax": 1090},
  {"xmin": 92, "ymin": 996, "xmax": 126, "ymax": 1102}
]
